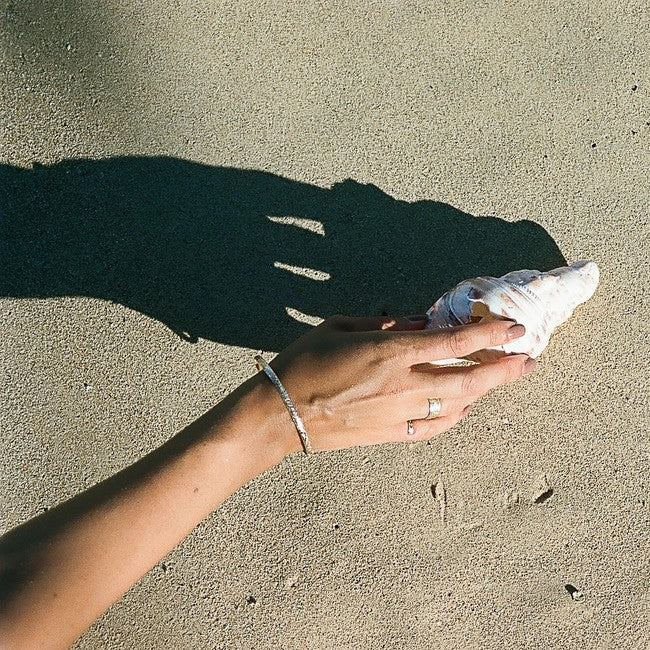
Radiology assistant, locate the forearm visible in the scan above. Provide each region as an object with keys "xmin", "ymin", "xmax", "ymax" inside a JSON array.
[
  {"xmin": 0, "ymin": 317, "xmax": 532, "ymax": 648},
  {"xmin": 0, "ymin": 374, "xmax": 294, "ymax": 649}
]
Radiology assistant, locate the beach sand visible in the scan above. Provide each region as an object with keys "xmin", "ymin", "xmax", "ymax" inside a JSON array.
[{"xmin": 2, "ymin": 1, "xmax": 648, "ymax": 648}]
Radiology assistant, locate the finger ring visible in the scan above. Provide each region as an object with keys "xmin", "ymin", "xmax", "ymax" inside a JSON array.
[
  {"xmin": 425, "ymin": 398, "xmax": 442, "ymax": 420},
  {"xmin": 406, "ymin": 420, "xmax": 415, "ymax": 435}
]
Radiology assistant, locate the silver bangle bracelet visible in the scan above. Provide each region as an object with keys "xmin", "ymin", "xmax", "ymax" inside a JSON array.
[{"xmin": 254, "ymin": 355, "xmax": 312, "ymax": 454}]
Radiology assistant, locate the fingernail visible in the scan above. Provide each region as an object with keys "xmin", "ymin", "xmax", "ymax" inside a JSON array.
[
  {"xmin": 407, "ymin": 314, "xmax": 427, "ymax": 322},
  {"xmin": 507, "ymin": 323, "xmax": 526, "ymax": 339},
  {"xmin": 523, "ymin": 358, "xmax": 537, "ymax": 374}
]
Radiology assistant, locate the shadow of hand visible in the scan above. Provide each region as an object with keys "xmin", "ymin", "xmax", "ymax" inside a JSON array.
[{"xmin": 1, "ymin": 157, "xmax": 565, "ymax": 351}]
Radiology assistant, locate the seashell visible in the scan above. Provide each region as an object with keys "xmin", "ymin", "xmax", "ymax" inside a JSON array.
[{"xmin": 425, "ymin": 260, "xmax": 600, "ymax": 362}]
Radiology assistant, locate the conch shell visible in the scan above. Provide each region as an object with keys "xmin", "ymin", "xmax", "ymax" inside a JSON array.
[{"xmin": 425, "ymin": 260, "xmax": 600, "ymax": 362}]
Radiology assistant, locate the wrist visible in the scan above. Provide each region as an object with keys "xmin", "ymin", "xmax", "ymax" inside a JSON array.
[{"xmin": 202, "ymin": 371, "xmax": 303, "ymax": 471}]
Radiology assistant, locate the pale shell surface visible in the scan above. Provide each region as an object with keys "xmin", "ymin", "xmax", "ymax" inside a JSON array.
[{"xmin": 425, "ymin": 260, "xmax": 600, "ymax": 362}]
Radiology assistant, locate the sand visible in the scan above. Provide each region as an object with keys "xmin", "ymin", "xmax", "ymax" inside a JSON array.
[{"xmin": 2, "ymin": 1, "xmax": 649, "ymax": 648}]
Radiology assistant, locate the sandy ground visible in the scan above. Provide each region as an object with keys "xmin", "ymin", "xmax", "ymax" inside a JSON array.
[{"xmin": 2, "ymin": 1, "xmax": 649, "ymax": 648}]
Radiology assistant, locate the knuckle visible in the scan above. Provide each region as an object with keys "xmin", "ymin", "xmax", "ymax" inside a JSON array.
[
  {"xmin": 488, "ymin": 323, "xmax": 507, "ymax": 347},
  {"xmin": 494, "ymin": 355, "xmax": 523, "ymax": 386},
  {"xmin": 505, "ymin": 355, "xmax": 526, "ymax": 382},
  {"xmin": 447, "ymin": 327, "xmax": 472, "ymax": 357},
  {"xmin": 499, "ymin": 365, "xmax": 515, "ymax": 386},
  {"xmin": 461, "ymin": 370, "xmax": 479, "ymax": 395}
]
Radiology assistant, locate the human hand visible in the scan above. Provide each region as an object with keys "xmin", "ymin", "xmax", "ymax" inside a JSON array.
[
  {"xmin": 267, "ymin": 315, "xmax": 536, "ymax": 453},
  {"xmin": 0, "ymin": 313, "xmax": 533, "ymax": 648}
]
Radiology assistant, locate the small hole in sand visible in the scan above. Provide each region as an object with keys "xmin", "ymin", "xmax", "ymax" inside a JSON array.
[
  {"xmin": 565, "ymin": 584, "xmax": 584, "ymax": 601},
  {"xmin": 534, "ymin": 488, "xmax": 554, "ymax": 504}
]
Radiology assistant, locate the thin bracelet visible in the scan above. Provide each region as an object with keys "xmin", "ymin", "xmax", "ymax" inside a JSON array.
[{"xmin": 253, "ymin": 355, "xmax": 313, "ymax": 454}]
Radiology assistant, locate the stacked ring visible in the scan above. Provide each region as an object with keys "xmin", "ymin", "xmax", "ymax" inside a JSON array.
[
  {"xmin": 407, "ymin": 398, "xmax": 444, "ymax": 435},
  {"xmin": 425, "ymin": 398, "xmax": 442, "ymax": 420}
]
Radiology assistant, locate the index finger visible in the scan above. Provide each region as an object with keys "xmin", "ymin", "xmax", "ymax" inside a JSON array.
[{"xmin": 379, "ymin": 320, "xmax": 526, "ymax": 365}]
